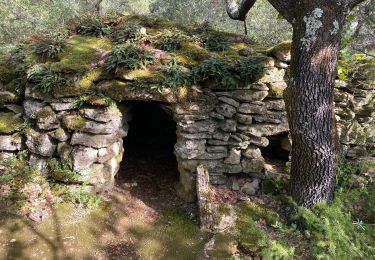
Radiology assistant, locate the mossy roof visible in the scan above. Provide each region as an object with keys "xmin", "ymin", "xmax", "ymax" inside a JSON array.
[{"xmin": 0, "ymin": 14, "xmax": 276, "ymax": 100}]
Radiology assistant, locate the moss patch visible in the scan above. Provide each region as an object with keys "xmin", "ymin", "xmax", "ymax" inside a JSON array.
[
  {"xmin": 236, "ymin": 202, "xmax": 280, "ymax": 253},
  {"xmin": 267, "ymin": 40, "xmax": 292, "ymax": 55},
  {"xmin": 129, "ymin": 208, "xmax": 209, "ymax": 260},
  {"xmin": 78, "ymin": 68, "xmax": 106, "ymax": 90},
  {"xmin": 0, "ymin": 112, "xmax": 23, "ymax": 134},
  {"xmin": 0, "ymin": 55, "xmax": 15, "ymax": 83},
  {"xmin": 177, "ymin": 42, "xmax": 210, "ymax": 66},
  {"xmin": 50, "ymin": 36, "xmax": 112, "ymax": 73}
]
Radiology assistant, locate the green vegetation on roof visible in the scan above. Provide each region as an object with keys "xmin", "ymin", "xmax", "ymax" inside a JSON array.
[{"xmin": 50, "ymin": 36, "xmax": 112, "ymax": 73}]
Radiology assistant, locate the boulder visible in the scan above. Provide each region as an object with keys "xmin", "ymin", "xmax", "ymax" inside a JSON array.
[
  {"xmin": 175, "ymin": 139, "xmax": 206, "ymax": 159},
  {"xmin": 71, "ymin": 130, "xmax": 126, "ymax": 148},
  {"xmin": 26, "ymin": 129, "xmax": 56, "ymax": 157},
  {"xmin": 224, "ymin": 148, "xmax": 241, "ymax": 165},
  {"xmin": 0, "ymin": 134, "xmax": 22, "ymax": 151},
  {"xmin": 215, "ymin": 103, "xmax": 237, "ymax": 118}
]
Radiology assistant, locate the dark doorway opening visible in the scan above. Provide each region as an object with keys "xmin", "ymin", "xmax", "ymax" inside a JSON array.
[
  {"xmin": 117, "ymin": 101, "xmax": 182, "ymax": 211},
  {"xmin": 260, "ymin": 133, "xmax": 290, "ymax": 162}
]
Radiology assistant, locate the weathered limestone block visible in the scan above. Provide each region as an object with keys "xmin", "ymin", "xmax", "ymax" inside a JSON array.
[
  {"xmin": 216, "ymin": 90, "xmax": 268, "ymax": 102},
  {"xmin": 175, "ymin": 139, "xmax": 206, "ymax": 159},
  {"xmin": 178, "ymin": 119, "xmax": 217, "ymax": 133},
  {"xmin": 281, "ymin": 135, "xmax": 292, "ymax": 151},
  {"xmin": 238, "ymin": 102, "xmax": 266, "ymax": 114},
  {"xmin": 23, "ymin": 99, "xmax": 45, "ymax": 119},
  {"xmin": 241, "ymin": 179, "xmax": 260, "ymax": 195},
  {"xmin": 219, "ymin": 119, "xmax": 237, "ymax": 132},
  {"xmin": 4, "ymin": 104, "xmax": 23, "ymax": 114},
  {"xmin": 242, "ymin": 146, "xmax": 262, "ymax": 159},
  {"xmin": 29, "ymin": 154, "xmax": 49, "ymax": 175},
  {"xmin": 215, "ymin": 103, "xmax": 237, "ymax": 118},
  {"xmin": 26, "ymin": 129, "xmax": 56, "ymax": 157},
  {"xmin": 0, "ymin": 91, "xmax": 21, "ymax": 104},
  {"xmin": 209, "ymin": 172, "xmax": 229, "ymax": 185},
  {"xmin": 49, "ymin": 128, "xmax": 70, "ymax": 142},
  {"xmin": 206, "ymin": 146, "xmax": 227, "ymax": 153},
  {"xmin": 242, "ymin": 158, "xmax": 264, "ymax": 174},
  {"xmin": 57, "ymin": 142, "xmax": 73, "ymax": 164},
  {"xmin": 235, "ymin": 113, "xmax": 253, "ymax": 124},
  {"xmin": 218, "ymin": 96, "xmax": 240, "ymax": 108},
  {"xmin": 174, "ymin": 114, "xmax": 210, "ymax": 121},
  {"xmin": 172, "ymin": 102, "xmax": 216, "ymax": 115},
  {"xmin": 238, "ymin": 123, "xmax": 289, "ymax": 137},
  {"xmin": 252, "ymin": 111, "xmax": 287, "ymax": 124},
  {"xmin": 50, "ymin": 102, "xmax": 76, "ymax": 111},
  {"xmin": 36, "ymin": 106, "xmax": 60, "ymax": 130},
  {"xmin": 63, "ymin": 115, "xmax": 124, "ymax": 134},
  {"xmin": 98, "ymin": 140, "xmax": 123, "ymax": 163},
  {"xmin": 179, "ymin": 132, "xmax": 212, "ymax": 139},
  {"xmin": 275, "ymin": 60, "xmax": 288, "ymax": 69},
  {"xmin": 25, "ymin": 86, "xmax": 49, "ymax": 100},
  {"xmin": 71, "ymin": 146, "xmax": 99, "ymax": 170},
  {"xmin": 259, "ymin": 67, "xmax": 286, "ymax": 83},
  {"xmin": 224, "ymin": 148, "xmax": 241, "ymax": 165},
  {"xmin": 71, "ymin": 130, "xmax": 126, "ymax": 148},
  {"xmin": 267, "ymin": 81, "xmax": 287, "ymax": 98},
  {"xmin": 265, "ymin": 99, "xmax": 285, "ymax": 111},
  {"xmin": 0, "ymin": 134, "xmax": 22, "ymax": 151},
  {"xmin": 210, "ymin": 111, "xmax": 225, "ymax": 120},
  {"xmin": 80, "ymin": 106, "xmax": 122, "ymax": 123},
  {"xmin": 195, "ymin": 152, "xmax": 228, "ymax": 160},
  {"xmin": 196, "ymin": 165, "xmax": 214, "ymax": 230},
  {"xmin": 212, "ymin": 131, "xmax": 231, "ymax": 141},
  {"xmin": 247, "ymin": 83, "xmax": 269, "ymax": 91},
  {"xmin": 178, "ymin": 167, "xmax": 196, "ymax": 200}
]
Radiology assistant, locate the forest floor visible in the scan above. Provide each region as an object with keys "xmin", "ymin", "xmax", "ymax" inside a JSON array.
[
  {"xmin": 0, "ymin": 151, "xmax": 374, "ymax": 259},
  {"xmin": 0, "ymin": 151, "xmax": 210, "ymax": 260}
]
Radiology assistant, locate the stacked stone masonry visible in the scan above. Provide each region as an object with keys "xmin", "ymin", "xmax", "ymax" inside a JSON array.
[{"xmin": 0, "ymin": 47, "xmax": 373, "ymax": 200}]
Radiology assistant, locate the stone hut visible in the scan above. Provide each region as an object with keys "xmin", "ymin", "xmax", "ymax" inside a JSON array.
[{"xmin": 0, "ymin": 15, "xmax": 373, "ymax": 201}]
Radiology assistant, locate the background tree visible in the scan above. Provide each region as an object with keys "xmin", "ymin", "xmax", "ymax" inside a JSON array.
[{"xmin": 225, "ymin": 0, "xmax": 366, "ymax": 207}]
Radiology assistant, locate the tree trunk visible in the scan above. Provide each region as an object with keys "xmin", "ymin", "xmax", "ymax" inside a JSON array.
[{"xmin": 284, "ymin": 6, "xmax": 347, "ymax": 207}]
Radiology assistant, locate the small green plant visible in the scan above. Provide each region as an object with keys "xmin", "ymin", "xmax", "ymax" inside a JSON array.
[
  {"xmin": 105, "ymin": 44, "xmax": 154, "ymax": 73},
  {"xmin": 239, "ymin": 57, "xmax": 264, "ymax": 82},
  {"xmin": 154, "ymin": 30, "xmax": 187, "ymax": 51},
  {"xmin": 26, "ymin": 65, "xmax": 67, "ymax": 93},
  {"xmin": 72, "ymin": 14, "xmax": 111, "ymax": 37},
  {"xmin": 161, "ymin": 59, "xmax": 192, "ymax": 88},
  {"xmin": 48, "ymin": 159, "xmax": 82, "ymax": 183},
  {"xmin": 111, "ymin": 23, "xmax": 144, "ymax": 43},
  {"xmin": 193, "ymin": 58, "xmax": 239, "ymax": 88},
  {"xmin": 30, "ymin": 32, "xmax": 67, "ymax": 60},
  {"xmin": 203, "ymin": 34, "xmax": 230, "ymax": 51},
  {"xmin": 336, "ymin": 158, "xmax": 362, "ymax": 191}
]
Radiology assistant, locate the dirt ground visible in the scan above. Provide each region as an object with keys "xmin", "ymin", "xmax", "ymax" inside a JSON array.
[{"xmin": 0, "ymin": 146, "xmax": 207, "ymax": 260}]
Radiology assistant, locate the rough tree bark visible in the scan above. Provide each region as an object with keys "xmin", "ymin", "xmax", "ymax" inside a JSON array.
[{"xmin": 225, "ymin": 0, "xmax": 365, "ymax": 207}]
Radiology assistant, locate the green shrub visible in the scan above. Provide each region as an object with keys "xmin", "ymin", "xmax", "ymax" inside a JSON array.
[
  {"xmin": 26, "ymin": 65, "xmax": 67, "ymax": 93},
  {"xmin": 161, "ymin": 59, "xmax": 192, "ymax": 88},
  {"xmin": 72, "ymin": 14, "xmax": 111, "ymax": 37},
  {"xmin": 193, "ymin": 58, "xmax": 238, "ymax": 88},
  {"xmin": 48, "ymin": 159, "xmax": 82, "ymax": 183},
  {"xmin": 30, "ymin": 32, "xmax": 67, "ymax": 60},
  {"xmin": 203, "ymin": 34, "xmax": 230, "ymax": 51},
  {"xmin": 111, "ymin": 23, "xmax": 144, "ymax": 43},
  {"xmin": 336, "ymin": 159, "xmax": 362, "ymax": 191},
  {"xmin": 239, "ymin": 57, "xmax": 264, "ymax": 82},
  {"xmin": 293, "ymin": 195, "xmax": 375, "ymax": 259},
  {"xmin": 154, "ymin": 30, "xmax": 187, "ymax": 51},
  {"xmin": 105, "ymin": 44, "xmax": 154, "ymax": 73}
]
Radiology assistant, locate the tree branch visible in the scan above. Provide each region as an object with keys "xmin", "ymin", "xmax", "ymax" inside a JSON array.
[
  {"xmin": 224, "ymin": 0, "xmax": 257, "ymax": 21},
  {"xmin": 347, "ymin": 0, "xmax": 367, "ymax": 9},
  {"xmin": 267, "ymin": 0, "xmax": 295, "ymax": 24}
]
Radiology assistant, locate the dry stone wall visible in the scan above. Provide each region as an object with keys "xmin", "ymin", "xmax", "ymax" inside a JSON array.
[{"xmin": 0, "ymin": 45, "xmax": 373, "ymax": 201}]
